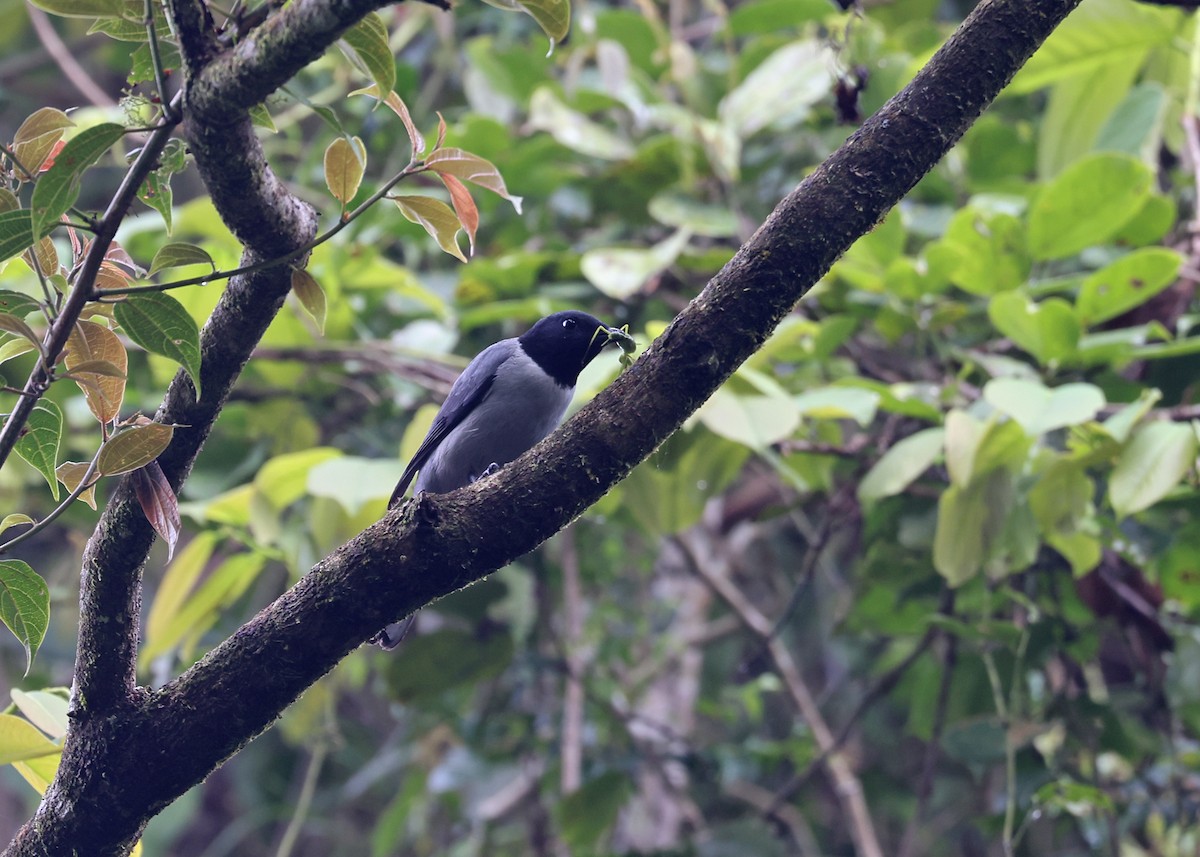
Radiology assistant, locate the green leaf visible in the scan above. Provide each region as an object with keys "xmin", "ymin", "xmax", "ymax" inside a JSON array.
[
  {"xmin": 728, "ymin": 0, "xmax": 831, "ymax": 35},
  {"xmin": 581, "ymin": 229, "xmax": 690, "ymax": 299},
  {"xmin": 987, "ymin": 293, "xmax": 1080, "ymax": 366},
  {"xmin": 944, "ymin": 410, "xmax": 1031, "ymax": 488},
  {"xmin": 527, "ymin": 87, "xmax": 635, "ymax": 160},
  {"xmin": 983, "ymin": 379, "xmax": 1105, "ymax": 436},
  {"xmin": 147, "ymin": 242, "xmax": 215, "ymax": 277},
  {"xmin": 136, "ymin": 138, "xmax": 187, "ymax": 234},
  {"xmin": 0, "ymin": 560, "xmax": 50, "ymax": 676},
  {"xmin": 0, "ymin": 313, "xmax": 43, "ymax": 350},
  {"xmin": 392, "ymin": 195, "xmax": 467, "ymax": 262},
  {"xmin": 385, "ymin": 628, "xmax": 515, "ymax": 702},
  {"xmin": 719, "ymin": 40, "xmax": 834, "ymax": 139},
  {"xmin": 696, "ymin": 376, "xmax": 800, "ymax": 450},
  {"xmin": 424, "ymin": 148, "xmax": 523, "ymax": 213},
  {"xmin": 622, "ymin": 429, "xmax": 749, "ymax": 536},
  {"xmin": 26, "ymin": 0, "xmax": 123, "ymax": 17},
  {"xmin": 1076, "ymin": 247, "xmax": 1182, "ymax": 326},
  {"xmin": 0, "ymin": 291, "xmax": 42, "ymax": 318},
  {"xmin": 1029, "ymin": 460, "xmax": 1101, "ymax": 575},
  {"xmin": 1035, "ymin": 56, "xmax": 1141, "ymax": 180},
  {"xmin": 1109, "ymin": 421, "xmax": 1197, "ymax": 518},
  {"xmin": 323, "ymin": 136, "xmax": 367, "ymax": 208},
  {"xmin": 340, "ymin": 12, "xmax": 396, "ymax": 95},
  {"xmin": 307, "ymin": 455, "xmax": 403, "ymax": 514},
  {"xmin": 114, "ymin": 292, "xmax": 202, "ymax": 395},
  {"xmin": 0, "ymin": 210, "xmax": 39, "ymax": 265},
  {"xmin": 931, "ymin": 209, "xmax": 1029, "ymax": 296},
  {"xmin": 30, "ymin": 123, "xmax": 125, "ymax": 240},
  {"xmin": 858, "ymin": 427, "xmax": 945, "ymax": 505},
  {"xmin": 14, "ymin": 400, "xmax": 63, "ymax": 500},
  {"xmin": 556, "ymin": 771, "xmax": 632, "ymax": 851},
  {"xmin": 11, "ymin": 108, "xmax": 74, "ymax": 178},
  {"xmin": 291, "ymin": 268, "xmax": 327, "ymax": 333},
  {"xmin": 96, "ymin": 422, "xmax": 174, "ymax": 476},
  {"xmin": 934, "ymin": 469, "xmax": 1014, "ymax": 586},
  {"xmin": 1026, "ymin": 153, "xmax": 1153, "ymax": 259},
  {"xmin": 479, "ymin": 0, "xmax": 570, "ymax": 46},
  {"xmin": 1009, "ymin": 0, "xmax": 1180, "ymax": 94},
  {"xmin": 793, "ymin": 386, "xmax": 879, "ymax": 426}
]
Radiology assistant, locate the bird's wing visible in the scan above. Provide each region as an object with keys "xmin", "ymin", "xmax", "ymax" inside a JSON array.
[{"xmin": 388, "ymin": 341, "xmax": 511, "ymax": 508}]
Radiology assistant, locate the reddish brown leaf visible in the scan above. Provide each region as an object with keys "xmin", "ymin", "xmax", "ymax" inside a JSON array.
[
  {"xmin": 439, "ymin": 173, "xmax": 479, "ymax": 257},
  {"xmin": 131, "ymin": 461, "xmax": 180, "ymax": 559}
]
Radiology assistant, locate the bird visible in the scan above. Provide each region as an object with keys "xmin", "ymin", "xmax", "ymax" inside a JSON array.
[{"xmin": 373, "ymin": 310, "xmax": 628, "ymax": 648}]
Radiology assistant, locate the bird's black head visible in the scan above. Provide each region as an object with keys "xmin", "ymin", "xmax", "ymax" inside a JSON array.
[{"xmin": 518, "ymin": 310, "xmax": 621, "ymax": 387}]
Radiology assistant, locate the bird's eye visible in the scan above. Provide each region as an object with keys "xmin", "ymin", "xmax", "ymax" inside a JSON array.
[{"xmin": 562, "ymin": 318, "xmax": 576, "ymax": 329}]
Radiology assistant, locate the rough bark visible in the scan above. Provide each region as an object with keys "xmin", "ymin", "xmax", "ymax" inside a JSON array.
[{"xmin": 3, "ymin": 0, "xmax": 1083, "ymax": 853}]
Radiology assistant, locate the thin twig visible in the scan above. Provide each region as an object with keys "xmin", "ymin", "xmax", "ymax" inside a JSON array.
[
  {"xmin": 94, "ymin": 157, "xmax": 425, "ymax": 297},
  {"xmin": 26, "ymin": 4, "xmax": 117, "ymax": 108},
  {"xmin": 144, "ymin": 0, "xmax": 176, "ymax": 120},
  {"xmin": 559, "ymin": 527, "xmax": 585, "ymax": 795},
  {"xmin": 897, "ymin": 632, "xmax": 957, "ymax": 857},
  {"xmin": 272, "ymin": 740, "xmax": 328, "ymax": 857},
  {"xmin": 0, "ymin": 450, "xmax": 102, "ymax": 554},
  {"xmin": 677, "ymin": 529, "xmax": 885, "ymax": 857}
]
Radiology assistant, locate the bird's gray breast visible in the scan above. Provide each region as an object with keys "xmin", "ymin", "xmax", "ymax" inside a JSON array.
[{"xmin": 415, "ymin": 349, "xmax": 573, "ymax": 494}]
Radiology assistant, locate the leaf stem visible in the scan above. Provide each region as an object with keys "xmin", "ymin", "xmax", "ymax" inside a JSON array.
[{"xmin": 0, "ymin": 451, "xmax": 102, "ymax": 555}]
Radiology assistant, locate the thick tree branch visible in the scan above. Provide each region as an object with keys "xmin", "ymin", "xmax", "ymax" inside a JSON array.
[
  {"xmin": 4, "ymin": 0, "xmax": 1083, "ymax": 854},
  {"xmin": 187, "ymin": 0, "xmax": 447, "ymax": 121}
]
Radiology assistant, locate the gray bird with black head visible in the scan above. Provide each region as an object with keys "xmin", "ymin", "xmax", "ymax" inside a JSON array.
[{"xmin": 374, "ymin": 310, "xmax": 627, "ymax": 648}]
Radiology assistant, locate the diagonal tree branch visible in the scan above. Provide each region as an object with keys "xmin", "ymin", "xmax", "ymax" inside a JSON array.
[
  {"xmin": 187, "ymin": 0, "xmax": 448, "ymax": 120},
  {"xmin": 4, "ymin": 0, "xmax": 1083, "ymax": 854}
]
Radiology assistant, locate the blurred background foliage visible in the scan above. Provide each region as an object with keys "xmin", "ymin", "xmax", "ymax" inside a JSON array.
[{"xmin": 2, "ymin": 0, "xmax": 1200, "ymax": 854}]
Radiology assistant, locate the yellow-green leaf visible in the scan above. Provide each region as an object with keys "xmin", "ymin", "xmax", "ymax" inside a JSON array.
[
  {"xmin": 0, "ymin": 713, "xmax": 58, "ymax": 765},
  {"xmin": 13, "ymin": 751, "xmax": 62, "ymax": 794},
  {"xmin": 0, "ymin": 514, "xmax": 34, "ymax": 537},
  {"xmin": 66, "ymin": 320, "xmax": 127, "ymax": 424},
  {"xmin": 96, "ymin": 422, "xmax": 174, "ymax": 477},
  {"xmin": 11, "ymin": 689, "xmax": 70, "ymax": 740},
  {"xmin": 142, "ymin": 531, "xmax": 219, "ymax": 665},
  {"xmin": 56, "ymin": 461, "xmax": 98, "ymax": 509},
  {"xmin": 11, "ymin": 108, "xmax": 74, "ymax": 178},
  {"xmin": 323, "ymin": 136, "xmax": 366, "ymax": 208},
  {"xmin": 392, "ymin": 195, "xmax": 467, "ymax": 262},
  {"xmin": 147, "ymin": 242, "xmax": 215, "ymax": 277},
  {"xmin": 291, "ymin": 268, "xmax": 327, "ymax": 333}
]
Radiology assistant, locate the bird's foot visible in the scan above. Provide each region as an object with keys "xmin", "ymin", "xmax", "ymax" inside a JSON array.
[{"xmin": 472, "ymin": 462, "xmax": 501, "ymax": 483}]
